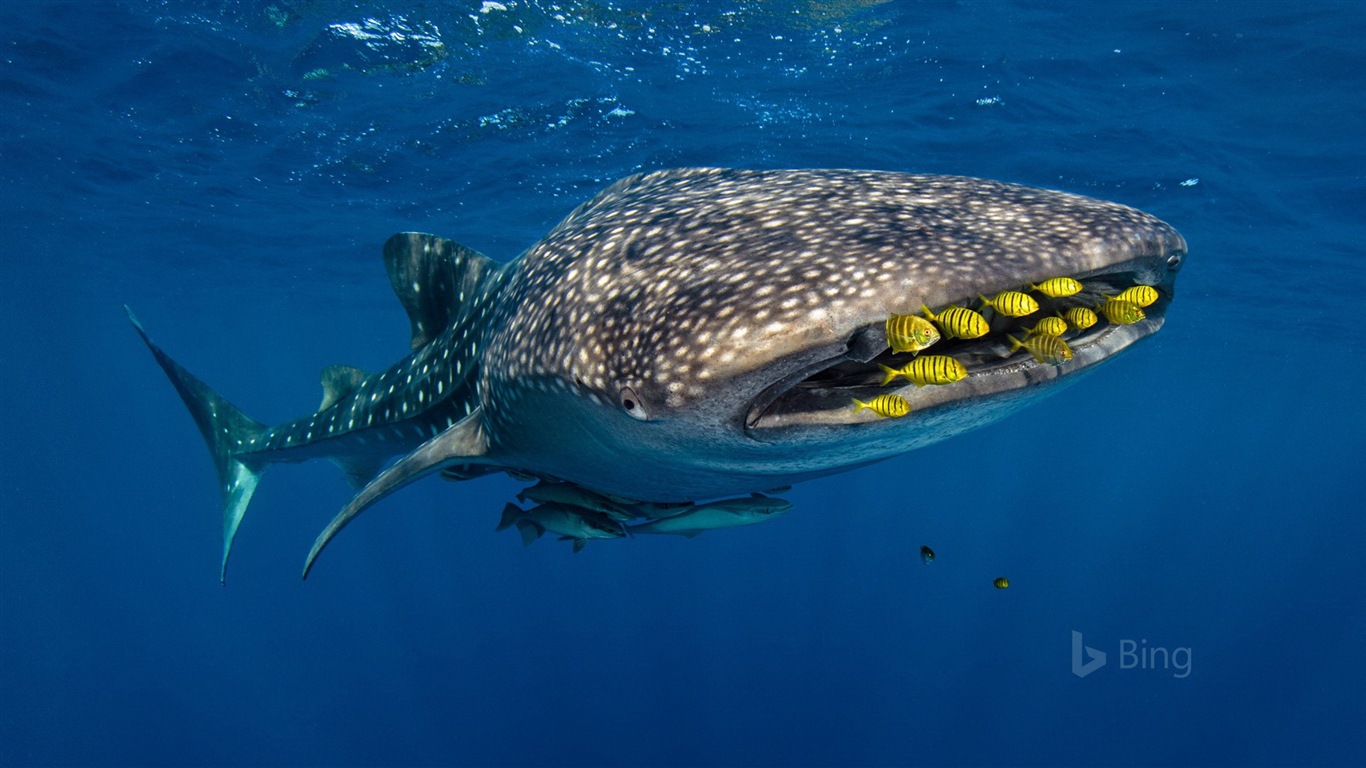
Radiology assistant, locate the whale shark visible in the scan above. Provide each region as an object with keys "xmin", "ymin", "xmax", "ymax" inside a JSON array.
[{"xmin": 128, "ymin": 168, "xmax": 1187, "ymax": 580}]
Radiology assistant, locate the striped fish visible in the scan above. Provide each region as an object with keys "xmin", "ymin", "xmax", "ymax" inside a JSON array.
[
  {"xmin": 1008, "ymin": 334, "xmax": 1073, "ymax": 366},
  {"xmin": 878, "ymin": 355, "xmax": 968, "ymax": 387},
  {"xmin": 920, "ymin": 303, "xmax": 989, "ymax": 340},
  {"xmin": 1029, "ymin": 277, "xmax": 1083, "ymax": 297},
  {"xmin": 851, "ymin": 394, "xmax": 911, "ymax": 419},
  {"xmin": 885, "ymin": 313, "xmax": 941, "ymax": 354},
  {"xmin": 1063, "ymin": 307, "xmax": 1098, "ymax": 331},
  {"xmin": 1097, "ymin": 297, "xmax": 1146, "ymax": 325},
  {"xmin": 1024, "ymin": 316, "xmax": 1068, "ymax": 337},
  {"xmin": 979, "ymin": 290, "xmax": 1039, "ymax": 318},
  {"xmin": 1114, "ymin": 285, "xmax": 1159, "ymax": 307}
]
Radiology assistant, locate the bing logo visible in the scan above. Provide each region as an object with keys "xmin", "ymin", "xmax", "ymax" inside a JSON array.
[
  {"xmin": 1071, "ymin": 630, "xmax": 1107, "ymax": 678},
  {"xmin": 1071, "ymin": 630, "xmax": 1192, "ymax": 679}
]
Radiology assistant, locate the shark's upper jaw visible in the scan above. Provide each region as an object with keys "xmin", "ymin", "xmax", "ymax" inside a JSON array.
[{"xmin": 743, "ymin": 248, "xmax": 1184, "ymax": 436}]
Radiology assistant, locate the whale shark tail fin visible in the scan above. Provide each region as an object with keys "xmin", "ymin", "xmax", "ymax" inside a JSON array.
[{"xmin": 126, "ymin": 306, "xmax": 269, "ymax": 583}]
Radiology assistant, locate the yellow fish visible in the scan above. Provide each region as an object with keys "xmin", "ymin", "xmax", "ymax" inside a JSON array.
[
  {"xmin": 920, "ymin": 304, "xmax": 989, "ymax": 340},
  {"xmin": 1097, "ymin": 298, "xmax": 1146, "ymax": 325},
  {"xmin": 1114, "ymin": 285, "xmax": 1159, "ymax": 307},
  {"xmin": 1008, "ymin": 334, "xmax": 1073, "ymax": 366},
  {"xmin": 878, "ymin": 355, "xmax": 967, "ymax": 387},
  {"xmin": 885, "ymin": 313, "xmax": 941, "ymax": 354},
  {"xmin": 1063, "ymin": 307, "xmax": 1098, "ymax": 331},
  {"xmin": 1029, "ymin": 277, "xmax": 1083, "ymax": 297},
  {"xmin": 851, "ymin": 394, "xmax": 910, "ymax": 419},
  {"xmin": 979, "ymin": 290, "xmax": 1039, "ymax": 318},
  {"xmin": 1023, "ymin": 316, "xmax": 1068, "ymax": 337},
  {"xmin": 994, "ymin": 577, "xmax": 1010, "ymax": 589}
]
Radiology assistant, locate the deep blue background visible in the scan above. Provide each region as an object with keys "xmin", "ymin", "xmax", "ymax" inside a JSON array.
[{"xmin": 2, "ymin": 2, "xmax": 1364, "ymax": 766}]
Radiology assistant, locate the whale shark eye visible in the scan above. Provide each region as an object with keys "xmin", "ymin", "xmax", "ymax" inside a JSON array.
[
  {"xmin": 619, "ymin": 386, "xmax": 648, "ymax": 420},
  {"xmin": 1167, "ymin": 251, "xmax": 1184, "ymax": 269}
]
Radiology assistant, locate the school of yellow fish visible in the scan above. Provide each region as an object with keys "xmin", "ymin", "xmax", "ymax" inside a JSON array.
[{"xmin": 855, "ymin": 275, "xmax": 1160, "ymax": 419}]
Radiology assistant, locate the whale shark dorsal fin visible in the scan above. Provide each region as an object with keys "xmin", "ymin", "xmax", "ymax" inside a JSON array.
[
  {"xmin": 318, "ymin": 364, "xmax": 369, "ymax": 412},
  {"xmin": 383, "ymin": 232, "xmax": 498, "ymax": 350}
]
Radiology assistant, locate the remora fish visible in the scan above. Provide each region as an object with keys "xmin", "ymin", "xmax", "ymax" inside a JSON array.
[
  {"xmin": 516, "ymin": 480, "xmax": 634, "ymax": 521},
  {"xmin": 628, "ymin": 495, "xmax": 794, "ymax": 538},
  {"xmin": 496, "ymin": 502, "xmax": 625, "ymax": 552},
  {"xmin": 127, "ymin": 169, "xmax": 1187, "ymax": 580}
]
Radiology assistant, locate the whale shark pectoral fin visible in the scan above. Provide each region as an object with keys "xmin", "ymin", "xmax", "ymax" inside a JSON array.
[
  {"xmin": 302, "ymin": 408, "xmax": 490, "ymax": 579},
  {"xmin": 383, "ymin": 232, "xmax": 499, "ymax": 350}
]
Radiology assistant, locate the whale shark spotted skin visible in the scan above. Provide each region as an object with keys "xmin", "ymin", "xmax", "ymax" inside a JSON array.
[{"xmin": 128, "ymin": 168, "xmax": 1187, "ymax": 580}]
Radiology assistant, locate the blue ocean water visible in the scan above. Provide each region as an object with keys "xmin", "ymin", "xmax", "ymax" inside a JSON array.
[{"xmin": 2, "ymin": 1, "xmax": 1364, "ymax": 765}]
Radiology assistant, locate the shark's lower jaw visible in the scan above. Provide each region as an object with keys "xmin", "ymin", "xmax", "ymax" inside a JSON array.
[{"xmin": 745, "ymin": 252, "xmax": 1180, "ymax": 435}]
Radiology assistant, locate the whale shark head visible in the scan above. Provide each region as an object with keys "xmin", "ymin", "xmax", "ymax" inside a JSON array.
[{"xmin": 477, "ymin": 168, "xmax": 1187, "ymax": 500}]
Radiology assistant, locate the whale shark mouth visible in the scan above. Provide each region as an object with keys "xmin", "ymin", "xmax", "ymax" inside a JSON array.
[{"xmin": 744, "ymin": 252, "xmax": 1179, "ymax": 433}]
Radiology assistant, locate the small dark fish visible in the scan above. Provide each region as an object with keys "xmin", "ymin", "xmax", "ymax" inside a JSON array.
[
  {"xmin": 993, "ymin": 577, "xmax": 1010, "ymax": 589},
  {"xmin": 920, "ymin": 545, "xmax": 935, "ymax": 564}
]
